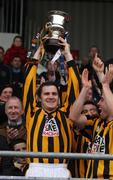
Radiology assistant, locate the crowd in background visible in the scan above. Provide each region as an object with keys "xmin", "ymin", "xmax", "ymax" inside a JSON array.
[{"xmin": 0, "ymin": 34, "xmax": 113, "ymax": 178}]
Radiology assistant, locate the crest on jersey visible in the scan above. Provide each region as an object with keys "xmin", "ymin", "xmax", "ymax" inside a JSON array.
[{"xmin": 43, "ymin": 117, "xmax": 59, "ymax": 137}]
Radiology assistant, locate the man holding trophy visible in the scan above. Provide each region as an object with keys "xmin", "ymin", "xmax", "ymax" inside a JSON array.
[{"xmin": 23, "ymin": 10, "xmax": 81, "ymax": 178}]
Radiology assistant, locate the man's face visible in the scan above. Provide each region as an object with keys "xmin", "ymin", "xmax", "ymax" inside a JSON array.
[
  {"xmin": 11, "ymin": 57, "xmax": 22, "ymax": 69},
  {"xmin": 98, "ymin": 96, "xmax": 108, "ymax": 119},
  {"xmin": 89, "ymin": 47, "xmax": 98, "ymax": 59},
  {"xmin": 14, "ymin": 142, "xmax": 26, "ymax": 152},
  {"xmin": 82, "ymin": 103, "xmax": 98, "ymax": 118},
  {"xmin": 14, "ymin": 142, "xmax": 27, "ymax": 164},
  {"xmin": 47, "ymin": 62, "xmax": 54, "ymax": 71},
  {"xmin": 86, "ymin": 88, "xmax": 93, "ymax": 101},
  {"xmin": 14, "ymin": 38, "xmax": 22, "ymax": 47},
  {"xmin": 5, "ymin": 99, "xmax": 23, "ymax": 121},
  {"xmin": 0, "ymin": 49, "xmax": 4, "ymax": 61},
  {"xmin": 41, "ymin": 85, "xmax": 59, "ymax": 113},
  {"xmin": 0, "ymin": 87, "xmax": 13, "ymax": 102}
]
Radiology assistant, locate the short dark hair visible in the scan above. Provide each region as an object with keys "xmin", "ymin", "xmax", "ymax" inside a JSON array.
[
  {"xmin": 13, "ymin": 35, "xmax": 23, "ymax": 43},
  {"xmin": 9, "ymin": 138, "xmax": 26, "ymax": 150},
  {"xmin": 11, "ymin": 55, "xmax": 22, "ymax": 62},
  {"xmin": 84, "ymin": 101, "xmax": 98, "ymax": 108},
  {"xmin": 37, "ymin": 81, "xmax": 59, "ymax": 98},
  {"xmin": 0, "ymin": 135, "xmax": 9, "ymax": 150},
  {"xmin": 0, "ymin": 46, "xmax": 5, "ymax": 53},
  {"xmin": 0, "ymin": 84, "xmax": 13, "ymax": 95}
]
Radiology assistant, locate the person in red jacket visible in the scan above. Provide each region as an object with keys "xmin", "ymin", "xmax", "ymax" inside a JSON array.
[{"xmin": 4, "ymin": 35, "xmax": 27, "ymax": 65}]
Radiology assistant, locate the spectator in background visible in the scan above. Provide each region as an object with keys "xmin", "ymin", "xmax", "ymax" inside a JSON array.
[
  {"xmin": 0, "ymin": 135, "xmax": 12, "ymax": 175},
  {"xmin": 0, "ymin": 46, "xmax": 12, "ymax": 85},
  {"xmin": 80, "ymin": 45, "xmax": 100, "ymax": 75},
  {"xmin": 79, "ymin": 56, "xmax": 89, "ymax": 74},
  {"xmin": 5, "ymin": 96, "xmax": 26, "ymax": 143},
  {"xmin": 39, "ymin": 61, "xmax": 61, "ymax": 87},
  {"xmin": 71, "ymin": 49, "xmax": 79, "ymax": 61},
  {"xmin": 10, "ymin": 56, "xmax": 24, "ymax": 100},
  {"xmin": 4, "ymin": 35, "xmax": 27, "ymax": 65},
  {"xmin": 89, "ymin": 45, "xmax": 100, "ymax": 61},
  {"xmin": 80, "ymin": 46, "xmax": 102, "ymax": 103},
  {"xmin": 9, "ymin": 139, "xmax": 28, "ymax": 176},
  {"xmin": 0, "ymin": 84, "xmax": 13, "ymax": 137},
  {"xmin": 0, "ymin": 46, "xmax": 5, "ymax": 62},
  {"xmin": 87, "ymin": 45, "xmax": 101, "ymax": 80}
]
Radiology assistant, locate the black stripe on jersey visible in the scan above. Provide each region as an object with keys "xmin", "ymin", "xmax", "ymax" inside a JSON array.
[
  {"xmin": 56, "ymin": 116, "xmax": 64, "ymax": 163},
  {"xmin": 24, "ymin": 64, "xmax": 32, "ymax": 79},
  {"xmin": 28, "ymin": 79, "xmax": 34, "ymax": 116},
  {"xmin": 83, "ymin": 140, "xmax": 88, "ymax": 177},
  {"xmin": 69, "ymin": 82, "xmax": 76, "ymax": 105},
  {"xmin": 76, "ymin": 136, "xmax": 82, "ymax": 177},
  {"xmin": 93, "ymin": 128, "xmax": 104, "ymax": 178},
  {"xmin": 37, "ymin": 114, "xmax": 46, "ymax": 163},
  {"xmin": 76, "ymin": 136, "xmax": 82, "ymax": 152},
  {"xmin": 77, "ymin": 159, "xmax": 80, "ymax": 178},
  {"xmin": 92, "ymin": 158, "xmax": 98, "ymax": 177},
  {"xmin": 47, "ymin": 113, "xmax": 55, "ymax": 163},
  {"xmin": 48, "ymin": 137, "xmax": 54, "ymax": 163},
  {"xmin": 74, "ymin": 129, "xmax": 78, "ymax": 142},
  {"xmin": 80, "ymin": 129, "xmax": 92, "ymax": 141},
  {"xmin": 103, "ymin": 132, "xmax": 109, "ymax": 179},
  {"xmin": 59, "ymin": 110, "xmax": 70, "ymax": 162},
  {"xmin": 66, "ymin": 83, "xmax": 76, "ymax": 116},
  {"xmin": 24, "ymin": 79, "xmax": 34, "ymax": 117},
  {"xmin": 85, "ymin": 125, "xmax": 93, "ymax": 131},
  {"xmin": 74, "ymin": 67, "xmax": 82, "ymax": 90},
  {"xmin": 30, "ymin": 109, "xmax": 41, "ymax": 162},
  {"xmin": 67, "ymin": 60, "xmax": 81, "ymax": 90}
]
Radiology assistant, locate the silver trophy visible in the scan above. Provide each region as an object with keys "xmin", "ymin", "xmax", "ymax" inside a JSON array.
[{"xmin": 43, "ymin": 10, "xmax": 70, "ymax": 54}]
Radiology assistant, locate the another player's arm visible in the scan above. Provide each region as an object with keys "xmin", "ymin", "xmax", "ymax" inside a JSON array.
[
  {"xmin": 101, "ymin": 65, "xmax": 113, "ymax": 117},
  {"xmin": 93, "ymin": 54, "xmax": 113, "ymax": 117},
  {"xmin": 69, "ymin": 69, "xmax": 92, "ymax": 129}
]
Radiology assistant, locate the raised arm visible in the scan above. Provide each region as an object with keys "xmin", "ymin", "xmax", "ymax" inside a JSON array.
[
  {"xmin": 23, "ymin": 46, "xmax": 42, "ymax": 123},
  {"xmin": 101, "ymin": 65, "xmax": 113, "ymax": 116},
  {"xmin": 92, "ymin": 53, "xmax": 104, "ymax": 82},
  {"xmin": 93, "ymin": 54, "xmax": 113, "ymax": 116},
  {"xmin": 69, "ymin": 69, "xmax": 91, "ymax": 129}
]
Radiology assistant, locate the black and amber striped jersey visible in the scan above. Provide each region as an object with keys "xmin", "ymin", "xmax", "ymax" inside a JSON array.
[
  {"xmin": 23, "ymin": 60, "xmax": 81, "ymax": 164},
  {"xmin": 74, "ymin": 129, "xmax": 91, "ymax": 178},
  {"xmin": 81, "ymin": 117, "xmax": 113, "ymax": 179},
  {"xmin": 59, "ymin": 84, "xmax": 67, "ymax": 106}
]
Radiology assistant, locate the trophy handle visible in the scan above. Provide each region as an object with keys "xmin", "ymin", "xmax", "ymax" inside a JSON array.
[{"xmin": 45, "ymin": 22, "xmax": 52, "ymax": 31}]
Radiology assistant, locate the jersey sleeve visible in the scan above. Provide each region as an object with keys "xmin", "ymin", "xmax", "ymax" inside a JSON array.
[
  {"xmin": 80, "ymin": 117, "xmax": 99, "ymax": 141},
  {"xmin": 23, "ymin": 63, "xmax": 39, "ymax": 128},
  {"xmin": 61, "ymin": 60, "xmax": 81, "ymax": 116}
]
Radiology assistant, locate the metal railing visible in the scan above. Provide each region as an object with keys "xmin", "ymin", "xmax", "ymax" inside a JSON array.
[
  {"xmin": 0, "ymin": 151, "xmax": 113, "ymax": 160},
  {"xmin": 0, "ymin": 151, "xmax": 112, "ymax": 179}
]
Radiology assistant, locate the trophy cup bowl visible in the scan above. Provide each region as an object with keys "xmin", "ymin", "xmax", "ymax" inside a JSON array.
[{"xmin": 43, "ymin": 10, "xmax": 70, "ymax": 54}]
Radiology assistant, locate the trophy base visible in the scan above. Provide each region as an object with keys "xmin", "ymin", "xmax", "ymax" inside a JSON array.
[{"xmin": 44, "ymin": 39, "xmax": 61, "ymax": 54}]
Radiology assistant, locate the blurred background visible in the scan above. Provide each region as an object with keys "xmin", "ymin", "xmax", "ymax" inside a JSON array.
[{"xmin": 0, "ymin": 0, "xmax": 113, "ymax": 60}]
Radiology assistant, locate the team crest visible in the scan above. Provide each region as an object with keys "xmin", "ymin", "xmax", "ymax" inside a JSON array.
[{"xmin": 42, "ymin": 117, "xmax": 59, "ymax": 137}]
